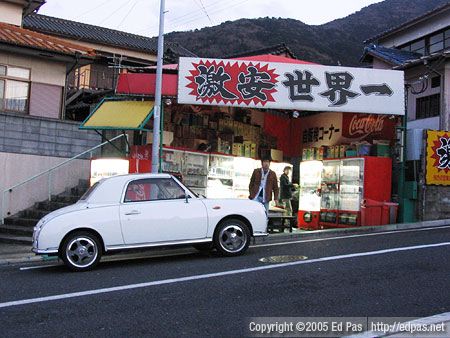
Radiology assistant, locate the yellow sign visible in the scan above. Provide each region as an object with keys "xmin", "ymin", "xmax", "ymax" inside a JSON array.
[{"xmin": 426, "ymin": 130, "xmax": 450, "ymax": 185}]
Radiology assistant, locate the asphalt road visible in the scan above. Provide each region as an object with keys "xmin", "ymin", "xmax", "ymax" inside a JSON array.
[{"xmin": 0, "ymin": 226, "xmax": 449, "ymax": 337}]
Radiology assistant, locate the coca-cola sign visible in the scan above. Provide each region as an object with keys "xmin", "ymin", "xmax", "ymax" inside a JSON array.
[{"xmin": 343, "ymin": 113, "xmax": 397, "ymax": 140}]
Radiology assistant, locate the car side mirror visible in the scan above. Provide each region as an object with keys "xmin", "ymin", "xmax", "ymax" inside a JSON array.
[{"xmin": 184, "ymin": 191, "xmax": 189, "ymax": 203}]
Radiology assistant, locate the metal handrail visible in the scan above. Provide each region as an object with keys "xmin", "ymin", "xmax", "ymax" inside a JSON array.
[{"xmin": 1, "ymin": 133, "xmax": 126, "ymax": 224}]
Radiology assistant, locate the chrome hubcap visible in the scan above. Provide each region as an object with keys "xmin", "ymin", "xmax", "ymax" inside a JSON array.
[
  {"xmin": 66, "ymin": 237, "xmax": 98, "ymax": 268},
  {"xmin": 219, "ymin": 225, "xmax": 247, "ymax": 253}
]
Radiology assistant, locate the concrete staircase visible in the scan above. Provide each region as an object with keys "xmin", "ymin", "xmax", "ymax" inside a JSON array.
[{"xmin": 0, "ymin": 180, "xmax": 89, "ymax": 245}]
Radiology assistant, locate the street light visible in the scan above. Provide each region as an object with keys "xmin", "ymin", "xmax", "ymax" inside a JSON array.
[{"xmin": 151, "ymin": 0, "xmax": 166, "ymax": 173}]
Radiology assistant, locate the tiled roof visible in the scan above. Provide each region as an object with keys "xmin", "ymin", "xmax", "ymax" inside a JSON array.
[
  {"xmin": 0, "ymin": 22, "xmax": 94, "ymax": 56},
  {"xmin": 360, "ymin": 44, "xmax": 421, "ymax": 66},
  {"xmin": 365, "ymin": 2, "xmax": 450, "ymax": 43},
  {"xmin": 23, "ymin": 14, "xmax": 197, "ymax": 60},
  {"xmin": 226, "ymin": 43, "xmax": 297, "ymax": 59}
]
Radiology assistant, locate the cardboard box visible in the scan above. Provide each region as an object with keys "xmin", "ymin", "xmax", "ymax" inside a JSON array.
[
  {"xmin": 270, "ymin": 149, "xmax": 283, "ymax": 162},
  {"xmin": 250, "ymin": 143, "xmax": 257, "ymax": 158},
  {"xmin": 334, "ymin": 145, "xmax": 340, "ymax": 158},
  {"xmin": 147, "ymin": 131, "xmax": 174, "ymax": 146},
  {"xmin": 244, "ymin": 143, "xmax": 251, "ymax": 157},
  {"xmin": 232, "ymin": 143, "xmax": 243, "ymax": 156}
]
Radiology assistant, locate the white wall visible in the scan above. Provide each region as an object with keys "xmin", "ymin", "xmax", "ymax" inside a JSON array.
[
  {"xmin": 0, "ymin": 51, "xmax": 66, "ymax": 86},
  {"xmin": 0, "ymin": 2, "xmax": 22, "ymax": 26},
  {"xmin": 56, "ymin": 37, "xmax": 157, "ymax": 64},
  {"xmin": 0, "ymin": 152, "xmax": 90, "ymax": 218}
]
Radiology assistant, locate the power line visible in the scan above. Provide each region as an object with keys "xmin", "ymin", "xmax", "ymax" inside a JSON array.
[
  {"xmin": 116, "ymin": 1, "xmax": 140, "ymax": 29},
  {"xmin": 196, "ymin": 0, "xmax": 214, "ymax": 25},
  {"xmin": 135, "ymin": 0, "xmax": 251, "ymax": 35},
  {"xmin": 98, "ymin": 0, "xmax": 134, "ymax": 25},
  {"xmin": 74, "ymin": 0, "xmax": 114, "ymax": 20},
  {"xmin": 170, "ymin": 0, "xmax": 251, "ymax": 27}
]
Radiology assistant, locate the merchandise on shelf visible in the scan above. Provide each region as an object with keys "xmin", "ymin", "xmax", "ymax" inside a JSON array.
[{"xmin": 298, "ymin": 157, "xmax": 392, "ymax": 229}]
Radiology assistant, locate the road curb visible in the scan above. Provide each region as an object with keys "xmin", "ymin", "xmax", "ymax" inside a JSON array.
[
  {"xmin": 254, "ymin": 218, "xmax": 450, "ymax": 244},
  {"xmin": 1, "ymin": 218, "xmax": 449, "ymax": 267}
]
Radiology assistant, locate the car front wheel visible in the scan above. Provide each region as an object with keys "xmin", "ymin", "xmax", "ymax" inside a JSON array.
[
  {"xmin": 213, "ymin": 219, "xmax": 250, "ymax": 256},
  {"xmin": 60, "ymin": 231, "xmax": 102, "ymax": 272}
]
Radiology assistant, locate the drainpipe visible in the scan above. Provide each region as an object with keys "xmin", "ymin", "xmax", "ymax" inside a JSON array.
[{"xmin": 424, "ymin": 58, "xmax": 446, "ymax": 130}]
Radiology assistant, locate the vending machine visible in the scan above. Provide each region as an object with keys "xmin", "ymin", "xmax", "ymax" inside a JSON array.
[{"xmin": 298, "ymin": 160, "xmax": 323, "ymax": 229}]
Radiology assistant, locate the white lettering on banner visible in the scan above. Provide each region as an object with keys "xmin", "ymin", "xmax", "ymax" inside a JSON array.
[
  {"xmin": 348, "ymin": 114, "xmax": 386, "ymax": 138},
  {"xmin": 177, "ymin": 57, "xmax": 406, "ymax": 115}
]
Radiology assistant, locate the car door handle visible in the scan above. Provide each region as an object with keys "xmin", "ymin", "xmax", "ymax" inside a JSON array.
[{"xmin": 125, "ymin": 210, "xmax": 141, "ymax": 215}]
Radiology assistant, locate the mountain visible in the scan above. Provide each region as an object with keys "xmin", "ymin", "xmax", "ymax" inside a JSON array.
[{"xmin": 165, "ymin": 0, "xmax": 449, "ymax": 66}]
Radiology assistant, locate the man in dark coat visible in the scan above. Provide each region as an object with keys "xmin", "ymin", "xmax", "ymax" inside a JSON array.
[
  {"xmin": 249, "ymin": 157, "xmax": 279, "ymax": 211},
  {"xmin": 279, "ymin": 166, "xmax": 294, "ymax": 216}
]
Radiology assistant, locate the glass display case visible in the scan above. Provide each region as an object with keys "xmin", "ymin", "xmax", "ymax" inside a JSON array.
[
  {"xmin": 320, "ymin": 160, "xmax": 340, "ymax": 224},
  {"xmin": 299, "ymin": 160, "xmax": 323, "ymax": 211},
  {"xmin": 182, "ymin": 151, "xmax": 209, "ymax": 196},
  {"xmin": 161, "ymin": 148, "xmax": 183, "ymax": 174},
  {"xmin": 207, "ymin": 154, "xmax": 234, "ymax": 198},
  {"xmin": 232, "ymin": 157, "xmax": 258, "ymax": 199},
  {"xmin": 339, "ymin": 158, "xmax": 364, "ymax": 212}
]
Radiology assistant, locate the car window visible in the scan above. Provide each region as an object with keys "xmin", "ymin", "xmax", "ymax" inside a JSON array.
[{"xmin": 124, "ymin": 178, "xmax": 186, "ymax": 203}]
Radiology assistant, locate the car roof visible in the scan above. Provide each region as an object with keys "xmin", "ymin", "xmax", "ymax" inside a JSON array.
[{"xmin": 87, "ymin": 173, "xmax": 177, "ymax": 204}]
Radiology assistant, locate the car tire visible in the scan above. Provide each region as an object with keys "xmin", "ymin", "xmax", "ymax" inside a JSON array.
[
  {"xmin": 193, "ymin": 243, "xmax": 213, "ymax": 252},
  {"xmin": 213, "ymin": 219, "xmax": 250, "ymax": 256},
  {"xmin": 60, "ymin": 231, "xmax": 102, "ymax": 272}
]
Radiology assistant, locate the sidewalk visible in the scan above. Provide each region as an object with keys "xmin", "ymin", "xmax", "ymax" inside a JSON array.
[{"xmin": 1, "ymin": 218, "xmax": 449, "ymax": 266}]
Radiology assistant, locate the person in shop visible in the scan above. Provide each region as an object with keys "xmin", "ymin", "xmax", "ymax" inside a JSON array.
[
  {"xmin": 279, "ymin": 166, "xmax": 294, "ymax": 216},
  {"xmin": 249, "ymin": 157, "xmax": 279, "ymax": 211}
]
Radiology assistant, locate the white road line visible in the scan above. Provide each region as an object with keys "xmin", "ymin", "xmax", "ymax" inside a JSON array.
[
  {"xmin": 18, "ymin": 224, "xmax": 450, "ymax": 271},
  {"xmin": 253, "ymin": 225, "xmax": 450, "ymax": 248},
  {"xmin": 3, "ymin": 241, "xmax": 450, "ymax": 309}
]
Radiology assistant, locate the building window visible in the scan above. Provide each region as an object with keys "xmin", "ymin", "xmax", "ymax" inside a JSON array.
[
  {"xmin": 0, "ymin": 64, "xmax": 30, "ymax": 113},
  {"xmin": 429, "ymin": 32, "xmax": 444, "ymax": 53},
  {"xmin": 410, "ymin": 39, "xmax": 425, "ymax": 55},
  {"xmin": 431, "ymin": 76, "xmax": 441, "ymax": 88},
  {"xmin": 445, "ymin": 28, "xmax": 450, "ymax": 49},
  {"xmin": 416, "ymin": 94, "xmax": 440, "ymax": 120}
]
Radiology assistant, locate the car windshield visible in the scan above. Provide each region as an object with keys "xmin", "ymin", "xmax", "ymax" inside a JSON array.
[
  {"xmin": 186, "ymin": 187, "xmax": 199, "ymax": 198},
  {"xmin": 79, "ymin": 181, "xmax": 101, "ymax": 201}
]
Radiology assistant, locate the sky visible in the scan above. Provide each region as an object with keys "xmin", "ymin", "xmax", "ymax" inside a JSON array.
[{"xmin": 38, "ymin": 0, "xmax": 385, "ymax": 37}]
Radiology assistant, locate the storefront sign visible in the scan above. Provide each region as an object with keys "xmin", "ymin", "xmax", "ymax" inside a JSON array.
[
  {"xmin": 342, "ymin": 113, "xmax": 397, "ymax": 140},
  {"xmin": 299, "ymin": 112, "xmax": 396, "ymax": 148},
  {"xmin": 426, "ymin": 130, "xmax": 450, "ymax": 186},
  {"xmin": 178, "ymin": 57, "xmax": 405, "ymax": 115},
  {"xmin": 90, "ymin": 158, "xmax": 129, "ymax": 186}
]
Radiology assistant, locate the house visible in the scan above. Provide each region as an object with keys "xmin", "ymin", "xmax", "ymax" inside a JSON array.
[
  {"xmin": 361, "ymin": 2, "xmax": 450, "ymax": 221},
  {"xmin": 23, "ymin": 13, "xmax": 197, "ymax": 121},
  {"xmin": 361, "ymin": 2, "xmax": 449, "ymax": 131}
]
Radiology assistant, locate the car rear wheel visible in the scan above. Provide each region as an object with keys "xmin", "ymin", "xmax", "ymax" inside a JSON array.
[
  {"xmin": 60, "ymin": 231, "xmax": 102, "ymax": 272},
  {"xmin": 213, "ymin": 219, "xmax": 250, "ymax": 256}
]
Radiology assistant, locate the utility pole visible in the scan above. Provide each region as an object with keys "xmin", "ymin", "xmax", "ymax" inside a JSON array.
[{"xmin": 151, "ymin": 0, "xmax": 165, "ymax": 173}]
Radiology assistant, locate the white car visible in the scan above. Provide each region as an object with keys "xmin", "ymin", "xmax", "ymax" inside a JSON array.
[{"xmin": 32, "ymin": 173, "xmax": 268, "ymax": 271}]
